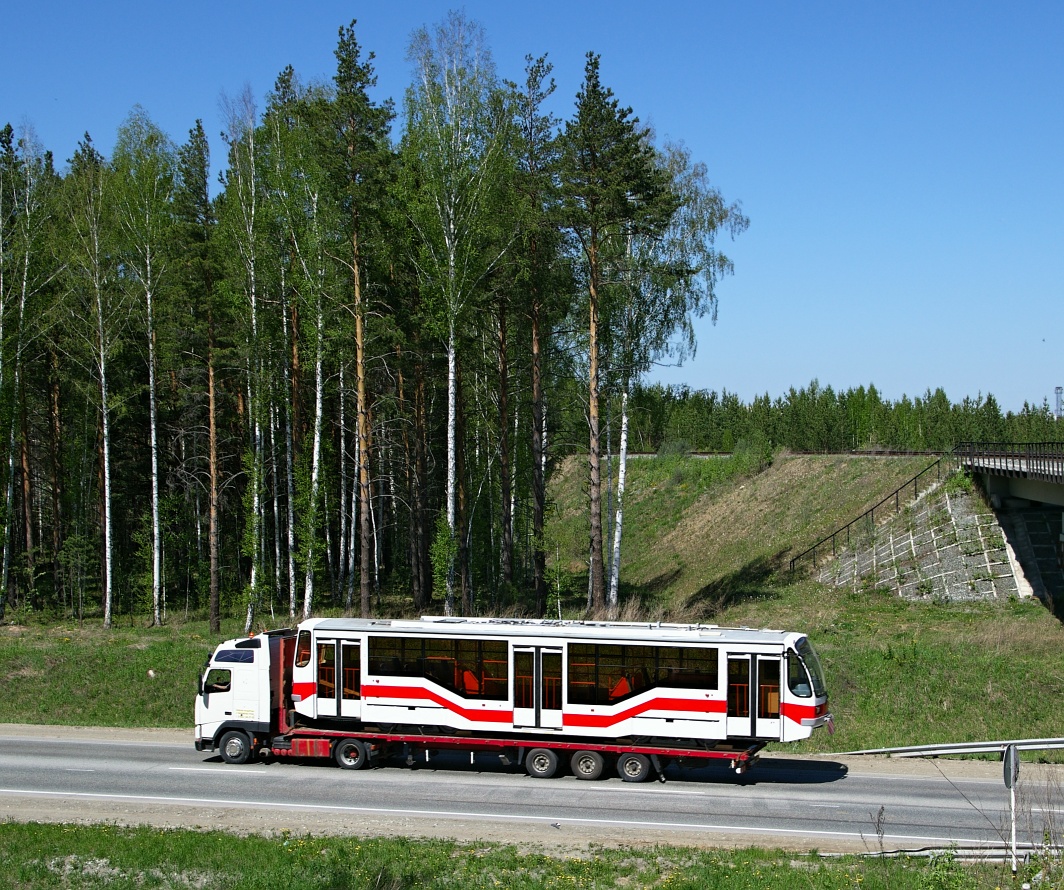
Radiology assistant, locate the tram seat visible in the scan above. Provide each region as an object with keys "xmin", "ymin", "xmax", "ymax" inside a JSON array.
[
  {"xmin": 609, "ymin": 677, "xmax": 631, "ymax": 700},
  {"xmin": 462, "ymin": 669, "xmax": 480, "ymax": 695}
]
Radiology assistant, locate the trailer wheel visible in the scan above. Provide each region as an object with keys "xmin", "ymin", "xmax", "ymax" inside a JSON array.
[
  {"xmin": 616, "ymin": 752, "xmax": 651, "ymax": 782},
  {"xmin": 525, "ymin": 748, "xmax": 559, "ymax": 779},
  {"xmin": 334, "ymin": 738, "xmax": 369, "ymax": 770},
  {"xmin": 570, "ymin": 750, "xmax": 605, "ymax": 780},
  {"xmin": 219, "ymin": 730, "xmax": 251, "ymax": 765}
]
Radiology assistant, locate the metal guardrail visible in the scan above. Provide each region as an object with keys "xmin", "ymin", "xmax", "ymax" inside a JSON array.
[
  {"xmin": 839, "ymin": 737, "xmax": 1064, "ymax": 758},
  {"xmin": 788, "ymin": 455, "xmax": 949, "ymax": 572},
  {"xmin": 956, "ymin": 441, "xmax": 1064, "ymax": 485}
]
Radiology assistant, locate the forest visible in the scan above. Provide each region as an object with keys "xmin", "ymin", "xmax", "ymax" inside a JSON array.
[{"xmin": 1, "ymin": 13, "xmax": 1057, "ymax": 629}]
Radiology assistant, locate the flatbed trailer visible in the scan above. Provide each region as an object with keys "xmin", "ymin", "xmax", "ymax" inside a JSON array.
[{"xmin": 269, "ymin": 725, "xmax": 768, "ymax": 779}]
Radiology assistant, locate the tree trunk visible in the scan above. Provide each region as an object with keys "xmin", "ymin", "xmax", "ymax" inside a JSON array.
[
  {"xmin": 147, "ymin": 291, "xmax": 161, "ymax": 626},
  {"xmin": 530, "ymin": 276, "xmax": 547, "ymax": 617},
  {"xmin": 301, "ymin": 292, "xmax": 325, "ymax": 620},
  {"xmin": 19, "ymin": 392, "xmax": 34, "ymax": 606},
  {"xmin": 353, "ymin": 229, "xmax": 374, "ymax": 619},
  {"xmin": 608, "ymin": 388, "xmax": 629, "ymax": 616},
  {"xmin": 397, "ymin": 359, "xmax": 422, "ymax": 611},
  {"xmin": 282, "ymin": 279, "xmax": 298, "ymax": 620},
  {"xmin": 414, "ymin": 364, "xmax": 431, "ymax": 609},
  {"xmin": 0, "ymin": 364, "xmax": 20, "ymax": 620},
  {"xmin": 586, "ymin": 234, "xmax": 606, "ymax": 613},
  {"xmin": 96, "ymin": 288, "xmax": 114, "ymax": 628},
  {"xmin": 337, "ymin": 359, "xmax": 348, "ymax": 600},
  {"xmin": 497, "ymin": 297, "xmax": 513, "ymax": 587},
  {"xmin": 48, "ymin": 343, "xmax": 64, "ymax": 610},
  {"xmin": 208, "ymin": 311, "xmax": 220, "ymax": 635},
  {"xmin": 445, "ymin": 324, "xmax": 457, "ymax": 616},
  {"xmin": 456, "ymin": 362, "xmax": 471, "ymax": 615}
]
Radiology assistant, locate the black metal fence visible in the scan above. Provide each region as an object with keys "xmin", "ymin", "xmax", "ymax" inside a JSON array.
[{"xmin": 788, "ymin": 456, "xmax": 948, "ymax": 572}]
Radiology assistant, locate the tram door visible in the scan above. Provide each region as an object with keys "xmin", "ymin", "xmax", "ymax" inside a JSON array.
[
  {"xmin": 338, "ymin": 641, "xmax": 361, "ymax": 719},
  {"xmin": 314, "ymin": 639, "xmax": 362, "ymax": 720},
  {"xmin": 726, "ymin": 654, "xmax": 782, "ymax": 739},
  {"xmin": 513, "ymin": 647, "xmax": 563, "ymax": 730}
]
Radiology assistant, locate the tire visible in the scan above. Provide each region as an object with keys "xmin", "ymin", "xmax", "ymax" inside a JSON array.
[
  {"xmin": 219, "ymin": 730, "xmax": 251, "ymax": 765},
  {"xmin": 570, "ymin": 750, "xmax": 605, "ymax": 780},
  {"xmin": 334, "ymin": 738, "xmax": 369, "ymax": 770},
  {"xmin": 616, "ymin": 752, "xmax": 652, "ymax": 783},
  {"xmin": 525, "ymin": 747, "xmax": 559, "ymax": 779}
]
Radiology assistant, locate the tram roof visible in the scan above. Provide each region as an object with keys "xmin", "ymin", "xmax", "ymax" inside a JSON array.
[{"xmin": 305, "ymin": 616, "xmax": 803, "ymax": 647}]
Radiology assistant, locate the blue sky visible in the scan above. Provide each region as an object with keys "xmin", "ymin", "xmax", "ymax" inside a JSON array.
[{"xmin": 4, "ymin": 1, "xmax": 1061, "ymax": 412}]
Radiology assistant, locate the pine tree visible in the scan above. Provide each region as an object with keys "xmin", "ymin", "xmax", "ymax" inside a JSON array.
[{"xmin": 560, "ymin": 53, "xmax": 674, "ymax": 613}]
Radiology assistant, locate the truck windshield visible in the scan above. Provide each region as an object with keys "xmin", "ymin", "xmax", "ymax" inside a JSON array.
[{"xmin": 794, "ymin": 638, "xmax": 827, "ymax": 698}]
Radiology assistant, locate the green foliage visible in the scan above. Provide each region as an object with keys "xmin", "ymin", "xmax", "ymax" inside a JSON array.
[
  {"xmin": 430, "ymin": 512, "xmax": 457, "ymax": 604},
  {"xmin": 631, "ymin": 380, "xmax": 1062, "ymax": 454}
]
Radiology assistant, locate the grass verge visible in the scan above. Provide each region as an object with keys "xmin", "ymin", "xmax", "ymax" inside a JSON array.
[{"xmin": 0, "ymin": 822, "xmax": 1013, "ymax": 889}]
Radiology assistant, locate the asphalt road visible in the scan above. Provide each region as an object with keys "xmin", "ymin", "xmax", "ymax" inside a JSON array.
[{"xmin": 0, "ymin": 724, "xmax": 1059, "ymax": 853}]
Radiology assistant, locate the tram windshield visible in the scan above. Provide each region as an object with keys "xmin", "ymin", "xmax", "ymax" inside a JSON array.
[{"xmin": 792, "ymin": 638, "xmax": 826, "ymax": 698}]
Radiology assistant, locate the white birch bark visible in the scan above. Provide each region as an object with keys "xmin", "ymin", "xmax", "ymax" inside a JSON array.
[
  {"xmin": 445, "ymin": 323, "xmax": 457, "ymax": 615},
  {"xmin": 95, "ymin": 269, "xmax": 115, "ymax": 628},
  {"xmin": 337, "ymin": 359, "xmax": 348, "ymax": 598},
  {"xmin": 113, "ymin": 122, "xmax": 171, "ymax": 627},
  {"xmin": 301, "ymin": 292, "xmax": 325, "ymax": 620},
  {"xmin": 283, "ymin": 304, "xmax": 298, "ymax": 620},
  {"xmin": 608, "ymin": 388, "xmax": 630, "ymax": 615}
]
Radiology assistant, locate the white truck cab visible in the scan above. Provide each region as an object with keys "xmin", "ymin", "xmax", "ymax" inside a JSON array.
[{"xmin": 194, "ymin": 630, "xmax": 293, "ymax": 763}]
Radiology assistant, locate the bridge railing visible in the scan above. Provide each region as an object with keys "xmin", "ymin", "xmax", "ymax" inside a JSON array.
[
  {"xmin": 788, "ymin": 455, "xmax": 950, "ymax": 572},
  {"xmin": 955, "ymin": 441, "xmax": 1064, "ymax": 484}
]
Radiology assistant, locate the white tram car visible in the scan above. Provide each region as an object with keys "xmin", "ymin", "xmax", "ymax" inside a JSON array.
[{"xmin": 290, "ymin": 617, "xmax": 831, "ymax": 743}]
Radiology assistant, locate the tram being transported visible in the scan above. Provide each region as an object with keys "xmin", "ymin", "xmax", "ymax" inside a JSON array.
[{"xmin": 196, "ymin": 616, "xmax": 831, "ymax": 779}]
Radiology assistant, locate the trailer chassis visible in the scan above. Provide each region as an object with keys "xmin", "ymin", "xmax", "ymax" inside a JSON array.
[{"xmin": 231, "ymin": 726, "xmax": 769, "ymax": 780}]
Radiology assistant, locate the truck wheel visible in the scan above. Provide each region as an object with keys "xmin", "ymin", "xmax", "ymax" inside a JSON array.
[
  {"xmin": 219, "ymin": 730, "xmax": 251, "ymax": 765},
  {"xmin": 334, "ymin": 738, "xmax": 369, "ymax": 770},
  {"xmin": 617, "ymin": 752, "xmax": 651, "ymax": 782},
  {"xmin": 525, "ymin": 748, "xmax": 559, "ymax": 779},
  {"xmin": 570, "ymin": 750, "xmax": 605, "ymax": 780}
]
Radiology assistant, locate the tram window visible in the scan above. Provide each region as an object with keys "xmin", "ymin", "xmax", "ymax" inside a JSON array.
[
  {"xmin": 787, "ymin": 651, "xmax": 811, "ymax": 697},
  {"xmin": 567, "ymin": 643, "xmax": 718, "ymax": 705},
  {"xmin": 317, "ymin": 643, "xmax": 335, "ymax": 699},
  {"xmin": 659, "ymin": 646, "xmax": 718, "ymax": 689},
  {"xmin": 294, "ymin": 630, "xmax": 312, "ymax": 668},
  {"xmin": 367, "ymin": 635, "xmax": 508, "ymax": 701}
]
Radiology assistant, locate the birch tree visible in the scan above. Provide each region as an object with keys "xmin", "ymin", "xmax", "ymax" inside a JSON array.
[
  {"xmin": 112, "ymin": 107, "xmax": 176, "ymax": 626},
  {"xmin": 605, "ymin": 141, "xmax": 748, "ymax": 611},
  {"xmin": 262, "ymin": 73, "xmax": 339, "ymax": 620},
  {"xmin": 62, "ymin": 135, "xmax": 122, "ymax": 626},
  {"xmin": 402, "ymin": 10, "xmax": 513, "ymax": 614},
  {"xmin": 219, "ymin": 86, "xmax": 265, "ymax": 632}
]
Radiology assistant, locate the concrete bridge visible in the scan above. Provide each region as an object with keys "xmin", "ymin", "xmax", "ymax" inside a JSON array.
[
  {"xmin": 957, "ymin": 441, "xmax": 1064, "ymax": 507},
  {"xmin": 958, "ymin": 442, "xmax": 1064, "ymax": 604}
]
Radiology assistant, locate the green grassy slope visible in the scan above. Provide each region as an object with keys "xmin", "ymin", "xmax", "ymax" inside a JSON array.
[{"xmin": 547, "ymin": 451, "xmax": 936, "ymax": 615}]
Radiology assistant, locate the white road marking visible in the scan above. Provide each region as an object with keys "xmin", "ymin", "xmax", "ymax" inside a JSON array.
[{"xmin": 0, "ymin": 787, "xmax": 992, "ymax": 846}]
